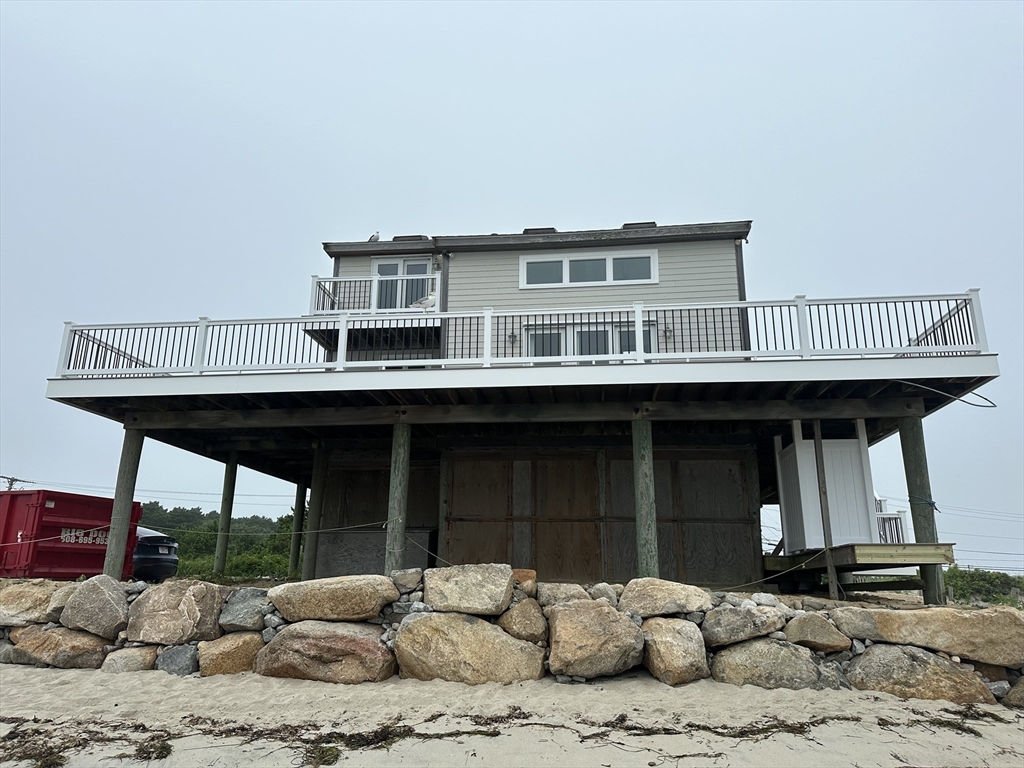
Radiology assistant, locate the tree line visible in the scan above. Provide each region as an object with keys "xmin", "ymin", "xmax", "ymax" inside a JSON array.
[{"xmin": 140, "ymin": 501, "xmax": 296, "ymax": 580}]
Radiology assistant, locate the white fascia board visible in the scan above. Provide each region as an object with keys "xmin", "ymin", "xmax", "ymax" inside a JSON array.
[{"xmin": 45, "ymin": 354, "xmax": 1000, "ymax": 402}]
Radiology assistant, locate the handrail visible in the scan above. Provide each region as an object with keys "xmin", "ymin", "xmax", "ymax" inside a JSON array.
[{"xmin": 56, "ymin": 292, "xmax": 988, "ymax": 379}]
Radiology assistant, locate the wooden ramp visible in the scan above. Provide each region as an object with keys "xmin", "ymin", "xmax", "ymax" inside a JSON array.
[{"xmin": 764, "ymin": 543, "xmax": 955, "ymax": 593}]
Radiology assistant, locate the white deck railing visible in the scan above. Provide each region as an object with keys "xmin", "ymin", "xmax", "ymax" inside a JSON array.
[
  {"xmin": 55, "ymin": 291, "xmax": 988, "ymax": 378},
  {"xmin": 310, "ymin": 274, "xmax": 439, "ymax": 315}
]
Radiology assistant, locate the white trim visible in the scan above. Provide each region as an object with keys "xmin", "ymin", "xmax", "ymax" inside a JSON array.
[
  {"xmin": 46, "ymin": 354, "xmax": 1000, "ymax": 401},
  {"xmin": 518, "ymin": 249, "xmax": 659, "ymax": 289}
]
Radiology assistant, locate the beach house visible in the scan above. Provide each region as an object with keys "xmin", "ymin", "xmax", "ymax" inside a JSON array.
[{"xmin": 45, "ymin": 220, "xmax": 999, "ymax": 602}]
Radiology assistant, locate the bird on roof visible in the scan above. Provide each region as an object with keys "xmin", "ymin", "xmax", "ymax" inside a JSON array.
[
  {"xmin": 409, "ymin": 290, "xmax": 436, "ymax": 309},
  {"xmin": 368, "ymin": 231, "xmax": 380, "ymax": 242}
]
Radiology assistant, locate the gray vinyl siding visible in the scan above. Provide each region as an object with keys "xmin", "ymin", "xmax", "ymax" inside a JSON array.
[
  {"xmin": 446, "ymin": 240, "xmax": 739, "ymax": 312},
  {"xmin": 332, "ymin": 256, "xmax": 373, "ymax": 278}
]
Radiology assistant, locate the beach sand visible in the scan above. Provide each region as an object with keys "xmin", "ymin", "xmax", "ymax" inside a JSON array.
[{"xmin": 2, "ymin": 665, "xmax": 1022, "ymax": 767}]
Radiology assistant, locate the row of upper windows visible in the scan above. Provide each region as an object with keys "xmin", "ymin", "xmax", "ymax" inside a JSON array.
[
  {"xmin": 365, "ymin": 249, "xmax": 659, "ymax": 291},
  {"xmin": 519, "ymin": 250, "xmax": 658, "ymax": 289}
]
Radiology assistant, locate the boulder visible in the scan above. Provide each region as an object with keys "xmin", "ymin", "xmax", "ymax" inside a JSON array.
[
  {"xmin": 751, "ymin": 592, "xmax": 779, "ymax": 607},
  {"xmin": 198, "ymin": 632, "xmax": 264, "ymax": 676},
  {"xmin": 126, "ymin": 580, "xmax": 223, "ymax": 645},
  {"xmin": 711, "ymin": 638, "xmax": 824, "ymax": 690},
  {"xmin": 395, "ymin": 612, "xmax": 544, "ymax": 684},
  {"xmin": 785, "ymin": 613, "xmax": 852, "ymax": 653},
  {"xmin": 391, "ymin": 568, "xmax": 423, "ymax": 595},
  {"xmin": 971, "ymin": 661, "xmax": 1009, "ymax": 682},
  {"xmin": 0, "ymin": 640, "xmax": 15, "ymax": 664},
  {"xmin": 219, "ymin": 588, "xmax": 269, "ymax": 633},
  {"xmin": 847, "ymin": 644, "xmax": 997, "ymax": 704},
  {"xmin": 642, "ymin": 618, "xmax": 710, "ymax": 685},
  {"xmin": 46, "ymin": 583, "xmax": 81, "ymax": 622},
  {"xmin": 422, "ymin": 564, "xmax": 514, "ymax": 615},
  {"xmin": 497, "ymin": 598, "xmax": 547, "ymax": 643},
  {"xmin": 548, "ymin": 600, "xmax": 644, "ymax": 679},
  {"xmin": 255, "ymin": 620, "xmax": 395, "ymax": 684},
  {"xmin": 701, "ymin": 605, "xmax": 786, "ymax": 647},
  {"xmin": 1002, "ymin": 678, "xmax": 1024, "ymax": 708},
  {"xmin": 618, "ymin": 578, "xmax": 713, "ymax": 618},
  {"xmin": 268, "ymin": 576, "xmax": 399, "ymax": 622},
  {"xmin": 512, "ymin": 569, "xmax": 538, "ymax": 599},
  {"xmin": 831, "ymin": 606, "xmax": 1024, "ymax": 668},
  {"xmin": 512, "ymin": 568, "xmax": 536, "ymax": 584},
  {"xmin": 587, "ymin": 583, "xmax": 618, "ymax": 606},
  {"xmin": 156, "ymin": 644, "xmax": 199, "ymax": 676},
  {"xmin": 536, "ymin": 582, "xmax": 590, "ymax": 607},
  {"xmin": 0, "ymin": 579, "xmax": 64, "ymax": 626},
  {"xmin": 101, "ymin": 646, "xmax": 158, "ymax": 673},
  {"xmin": 60, "ymin": 574, "xmax": 129, "ymax": 640},
  {"xmin": 9, "ymin": 624, "xmax": 107, "ymax": 669}
]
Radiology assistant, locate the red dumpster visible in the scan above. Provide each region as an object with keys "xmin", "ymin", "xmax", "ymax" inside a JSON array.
[{"xmin": 0, "ymin": 490, "xmax": 141, "ymax": 581}]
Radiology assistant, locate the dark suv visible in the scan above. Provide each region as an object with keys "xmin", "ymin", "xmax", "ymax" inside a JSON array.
[{"xmin": 132, "ymin": 526, "xmax": 179, "ymax": 582}]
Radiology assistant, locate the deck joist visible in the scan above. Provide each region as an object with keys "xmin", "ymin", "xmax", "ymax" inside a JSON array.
[{"xmin": 764, "ymin": 543, "xmax": 956, "ymax": 575}]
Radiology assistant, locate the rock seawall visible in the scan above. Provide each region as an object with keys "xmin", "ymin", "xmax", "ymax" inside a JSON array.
[{"xmin": 2, "ymin": 568, "xmax": 1021, "ymax": 708}]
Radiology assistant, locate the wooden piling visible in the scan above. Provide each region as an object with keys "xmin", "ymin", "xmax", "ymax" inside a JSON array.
[
  {"xmin": 103, "ymin": 428, "xmax": 145, "ymax": 579},
  {"xmin": 899, "ymin": 415, "xmax": 945, "ymax": 604},
  {"xmin": 288, "ymin": 481, "xmax": 307, "ymax": 579},
  {"xmin": 384, "ymin": 423, "xmax": 411, "ymax": 576},
  {"xmin": 213, "ymin": 454, "xmax": 237, "ymax": 575},
  {"xmin": 632, "ymin": 419, "xmax": 659, "ymax": 578},
  {"xmin": 301, "ymin": 443, "xmax": 330, "ymax": 580}
]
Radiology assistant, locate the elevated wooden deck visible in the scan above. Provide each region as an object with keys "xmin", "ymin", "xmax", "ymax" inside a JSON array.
[{"xmin": 764, "ymin": 543, "xmax": 955, "ymax": 592}]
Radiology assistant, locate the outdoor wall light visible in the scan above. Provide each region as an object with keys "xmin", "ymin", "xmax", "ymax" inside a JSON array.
[{"xmin": 507, "ymin": 332, "xmax": 518, "ymax": 345}]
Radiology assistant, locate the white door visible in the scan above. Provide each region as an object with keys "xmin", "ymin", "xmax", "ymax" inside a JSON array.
[{"xmin": 374, "ymin": 258, "xmax": 432, "ymax": 309}]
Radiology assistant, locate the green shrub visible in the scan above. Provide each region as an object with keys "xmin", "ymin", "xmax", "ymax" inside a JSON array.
[{"xmin": 945, "ymin": 565, "xmax": 1024, "ymax": 606}]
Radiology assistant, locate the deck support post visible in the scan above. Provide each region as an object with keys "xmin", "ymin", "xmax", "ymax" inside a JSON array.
[
  {"xmin": 899, "ymin": 415, "xmax": 945, "ymax": 604},
  {"xmin": 301, "ymin": 443, "xmax": 330, "ymax": 580},
  {"xmin": 632, "ymin": 419, "xmax": 659, "ymax": 578},
  {"xmin": 213, "ymin": 453, "xmax": 238, "ymax": 576},
  {"xmin": 288, "ymin": 481, "xmax": 307, "ymax": 579},
  {"xmin": 811, "ymin": 419, "xmax": 840, "ymax": 601},
  {"xmin": 384, "ymin": 423, "xmax": 412, "ymax": 575},
  {"xmin": 104, "ymin": 428, "xmax": 146, "ymax": 579},
  {"xmin": 437, "ymin": 457, "xmax": 450, "ymax": 563}
]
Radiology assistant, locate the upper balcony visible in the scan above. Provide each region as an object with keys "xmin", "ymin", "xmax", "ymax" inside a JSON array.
[
  {"xmin": 53, "ymin": 290, "xmax": 991, "ymax": 378},
  {"xmin": 310, "ymin": 274, "xmax": 440, "ymax": 315}
]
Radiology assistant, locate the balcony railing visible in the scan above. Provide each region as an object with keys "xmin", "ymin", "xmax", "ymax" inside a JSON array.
[
  {"xmin": 310, "ymin": 275, "xmax": 439, "ymax": 315},
  {"xmin": 55, "ymin": 291, "xmax": 989, "ymax": 378}
]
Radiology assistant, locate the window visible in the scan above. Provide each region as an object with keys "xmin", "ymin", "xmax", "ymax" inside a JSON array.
[
  {"xmin": 372, "ymin": 258, "xmax": 433, "ymax": 309},
  {"xmin": 525, "ymin": 261, "xmax": 563, "ymax": 285},
  {"xmin": 520, "ymin": 250, "xmax": 657, "ymax": 289},
  {"xmin": 530, "ymin": 331, "xmax": 563, "ymax": 357},
  {"xmin": 576, "ymin": 329, "xmax": 609, "ymax": 355},
  {"xmin": 618, "ymin": 328, "xmax": 652, "ymax": 354},
  {"xmin": 522, "ymin": 323, "xmax": 656, "ymax": 358},
  {"xmin": 612, "ymin": 256, "xmax": 651, "ymax": 281},
  {"xmin": 569, "ymin": 259, "xmax": 606, "ymax": 283}
]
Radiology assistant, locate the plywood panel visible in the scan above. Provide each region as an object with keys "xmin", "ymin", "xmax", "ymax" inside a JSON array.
[
  {"xmin": 535, "ymin": 458, "xmax": 601, "ymax": 582},
  {"xmin": 407, "ymin": 468, "xmax": 440, "ymax": 528},
  {"xmin": 450, "ymin": 461, "xmax": 511, "ymax": 518},
  {"xmin": 534, "ymin": 459, "xmax": 598, "ymax": 519},
  {"xmin": 447, "ymin": 459, "xmax": 512, "ymax": 566},
  {"xmin": 447, "ymin": 521, "xmax": 509, "ymax": 566},
  {"xmin": 682, "ymin": 521, "xmax": 758, "ymax": 586},
  {"xmin": 606, "ymin": 521, "xmax": 637, "ymax": 583},
  {"xmin": 342, "ymin": 470, "xmax": 389, "ymax": 527},
  {"xmin": 677, "ymin": 460, "xmax": 748, "ymax": 520},
  {"xmin": 536, "ymin": 520, "xmax": 602, "ymax": 581}
]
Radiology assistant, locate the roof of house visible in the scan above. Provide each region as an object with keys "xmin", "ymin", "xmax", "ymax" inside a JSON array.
[{"xmin": 323, "ymin": 220, "xmax": 753, "ymax": 258}]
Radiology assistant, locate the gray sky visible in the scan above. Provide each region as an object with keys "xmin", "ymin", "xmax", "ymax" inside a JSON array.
[{"xmin": 1, "ymin": 1, "xmax": 1021, "ymax": 573}]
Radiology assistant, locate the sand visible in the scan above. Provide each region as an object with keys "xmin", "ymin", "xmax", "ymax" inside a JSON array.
[{"xmin": 1, "ymin": 665, "xmax": 1022, "ymax": 767}]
